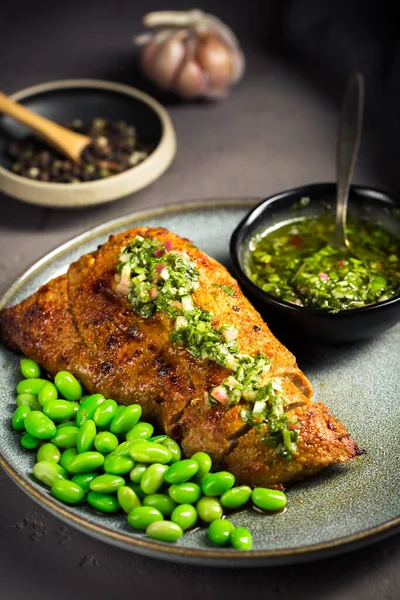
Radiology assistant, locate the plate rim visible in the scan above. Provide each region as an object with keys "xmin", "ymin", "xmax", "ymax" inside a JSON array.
[{"xmin": 1, "ymin": 197, "xmax": 399, "ymax": 566}]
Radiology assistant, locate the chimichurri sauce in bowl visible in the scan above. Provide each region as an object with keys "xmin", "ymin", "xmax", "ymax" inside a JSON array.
[{"xmin": 248, "ymin": 216, "xmax": 400, "ymax": 313}]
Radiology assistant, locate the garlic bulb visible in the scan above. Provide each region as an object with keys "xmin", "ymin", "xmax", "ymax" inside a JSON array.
[{"xmin": 135, "ymin": 9, "xmax": 245, "ymax": 99}]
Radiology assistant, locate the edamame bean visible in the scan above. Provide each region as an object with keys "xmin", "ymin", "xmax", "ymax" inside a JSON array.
[
  {"xmin": 54, "ymin": 371, "xmax": 82, "ymax": 401},
  {"xmin": 149, "ymin": 435, "xmax": 168, "ymax": 443},
  {"xmin": 37, "ymin": 443, "xmax": 61, "ymax": 463},
  {"xmin": 44, "ymin": 400, "xmax": 76, "ymax": 422},
  {"xmin": 59, "ymin": 448, "xmax": 78, "ymax": 472},
  {"xmin": 164, "ymin": 459, "xmax": 198, "ymax": 484},
  {"xmin": 169, "ymin": 482, "xmax": 201, "ymax": 505},
  {"xmin": 146, "ymin": 521, "xmax": 183, "ymax": 543},
  {"xmin": 104, "ymin": 454, "xmax": 134, "ymax": 475},
  {"xmin": 68, "ymin": 451, "xmax": 105, "ymax": 474},
  {"xmin": 126, "ymin": 482, "xmax": 146, "ymax": 500},
  {"xmin": 17, "ymin": 378, "xmax": 47, "ymax": 396},
  {"xmin": 87, "ymin": 491, "xmax": 119, "ymax": 513},
  {"xmin": 191, "ymin": 452, "xmax": 212, "ymax": 478},
  {"xmin": 52, "ymin": 479, "xmax": 85, "ymax": 504},
  {"xmin": 16, "ymin": 393, "xmax": 41, "ymax": 410},
  {"xmin": 76, "ymin": 394, "xmax": 105, "ymax": 427},
  {"xmin": 25, "ymin": 411, "xmax": 57, "ymax": 439},
  {"xmin": 127, "ymin": 506, "xmax": 163, "ymax": 530},
  {"xmin": 94, "ymin": 431, "xmax": 118, "ymax": 454},
  {"xmin": 161, "ymin": 438, "xmax": 181, "ymax": 464},
  {"xmin": 21, "ymin": 432, "xmax": 40, "ymax": 450},
  {"xmin": 33, "ymin": 461, "xmax": 67, "ymax": 487},
  {"xmin": 12, "ymin": 405, "xmax": 31, "ymax": 431},
  {"xmin": 143, "ymin": 494, "xmax": 177, "ymax": 517},
  {"xmin": 129, "ymin": 441, "xmax": 172, "ymax": 464},
  {"xmin": 117, "ymin": 486, "xmax": 141, "ymax": 513},
  {"xmin": 38, "ymin": 382, "xmax": 58, "ymax": 407},
  {"xmin": 251, "ymin": 488, "xmax": 287, "ymax": 511},
  {"xmin": 208, "ymin": 519, "xmax": 234, "ymax": 545},
  {"xmin": 196, "ymin": 497, "xmax": 223, "ymax": 523},
  {"xmin": 220, "ymin": 486, "xmax": 252, "ymax": 510},
  {"xmin": 113, "ymin": 440, "xmax": 135, "ymax": 456},
  {"xmin": 71, "ymin": 473, "xmax": 97, "ymax": 492},
  {"xmin": 51, "ymin": 426, "xmax": 79, "ymax": 448},
  {"xmin": 171, "ymin": 504, "xmax": 198, "ymax": 530},
  {"xmin": 77, "ymin": 420, "xmax": 97, "ymax": 453},
  {"xmin": 93, "ymin": 399, "xmax": 118, "ymax": 428},
  {"xmin": 20, "ymin": 358, "xmax": 41, "ymax": 379},
  {"xmin": 140, "ymin": 464, "xmax": 168, "ymax": 495},
  {"xmin": 57, "ymin": 420, "xmax": 76, "ymax": 429},
  {"xmin": 110, "ymin": 404, "xmax": 142, "ymax": 434},
  {"xmin": 230, "ymin": 526, "xmax": 252, "ymax": 550},
  {"xmin": 202, "ymin": 472, "xmax": 235, "ymax": 497},
  {"xmin": 90, "ymin": 474, "xmax": 125, "ymax": 493},
  {"xmin": 126, "ymin": 422, "xmax": 154, "ymax": 441},
  {"xmin": 129, "ymin": 462, "xmax": 148, "ymax": 483}
]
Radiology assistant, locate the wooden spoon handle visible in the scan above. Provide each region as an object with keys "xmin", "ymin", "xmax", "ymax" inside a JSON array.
[{"xmin": 0, "ymin": 92, "xmax": 90, "ymax": 163}]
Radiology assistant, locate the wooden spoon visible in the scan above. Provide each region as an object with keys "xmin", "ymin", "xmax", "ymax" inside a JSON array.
[{"xmin": 0, "ymin": 91, "xmax": 91, "ymax": 163}]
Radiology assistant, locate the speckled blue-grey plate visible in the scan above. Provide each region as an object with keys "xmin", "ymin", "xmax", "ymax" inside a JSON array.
[{"xmin": 1, "ymin": 199, "xmax": 399, "ymax": 567}]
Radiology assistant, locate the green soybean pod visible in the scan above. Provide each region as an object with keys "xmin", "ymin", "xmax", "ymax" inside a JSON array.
[
  {"xmin": 191, "ymin": 452, "xmax": 212, "ymax": 478},
  {"xmin": 59, "ymin": 448, "xmax": 78, "ymax": 472},
  {"xmin": 146, "ymin": 521, "xmax": 183, "ymax": 543},
  {"xmin": 68, "ymin": 451, "xmax": 105, "ymax": 474},
  {"xmin": 171, "ymin": 504, "xmax": 198, "ymax": 530},
  {"xmin": 37, "ymin": 443, "xmax": 61, "ymax": 463},
  {"xmin": 24, "ymin": 411, "xmax": 57, "ymax": 439},
  {"xmin": 196, "ymin": 497, "xmax": 223, "ymax": 523},
  {"xmin": 129, "ymin": 441, "xmax": 172, "ymax": 464},
  {"xmin": 51, "ymin": 426, "xmax": 79, "ymax": 449},
  {"xmin": 38, "ymin": 382, "xmax": 58, "ymax": 407},
  {"xmin": 90, "ymin": 474, "xmax": 125, "ymax": 494},
  {"xmin": 208, "ymin": 519, "xmax": 234, "ymax": 546},
  {"xmin": 129, "ymin": 462, "xmax": 148, "ymax": 483},
  {"xmin": 20, "ymin": 358, "xmax": 41, "ymax": 379},
  {"xmin": 87, "ymin": 491, "xmax": 120, "ymax": 513},
  {"xmin": 12, "ymin": 405, "xmax": 31, "ymax": 431},
  {"xmin": 17, "ymin": 378, "xmax": 47, "ymax": 396},
  {"xmin": 110, "ymin": 404, "xmax": 142, "ymax": 435},
  {"xmin": 169, "ymin": 482, "xmax": 201, "ymax": 505},
  {"xmin": 21, "ymin": 432, "xmax": 40, "ymax": 450},
  {"xmin": 93, "ymin": 399, "xmax": 118, "ymax": 428},
  {"xmin": 44, "ymin": 400, "xmax": 77, "ymax": 422},
  {"xmin": 117, "ymin": 486, "xmax": 142, "ymax": 514},
  {"xmin": 202, "ymin": 472, "xmax": 235, "ymax": 497},
  {"xmin": 33, "ymin": 461, "xmax": 68, "ymax": 487},
  {"xmin": 94, "ymin": 431, "xmax": 119, "ymax": 454},
  {"xmin": 77, "ymin": 420, "xmax": 97, "ymax": 453},
  {"xmin": 220, "ymin": 486, "xmax": 252, "ymax": 510},
  {"xmin": 127, "ymin": 506, "xmax": 163, "ymax": 530},
  {"xmin": 104, "ymin": 454, "xmax": 134, "ymax": 475},
  {"xmin": 162, "ymin": 438, "xmax": 181, "ymax": 464},
  {"xmin": 230, "ymin": 526, "xmax": 253, "ymax": 550},
  {"xmin": 52, "ymin": 479, "xmax": 85, "ymax": 504},
  {"xmin": 164, "ymin": 459, "xmax": 199, "ymax": 485},
  {"xmin": 76, "ymin": 394, "xmax": 105, "ymax": 427},
  {"xmin": 251, "ymin": 488, "xmax": 287, "ymax": 511},
  {"xmin": 71, "ymin": 473, "xmax": 98, "ymax": 493},
  {"xmin": 54, "ymin": 371, "xmax": 82, "ymax": 402},
  {"xmin": 126, "ymin": 422, "xmax": 154, "ymax": 441},
  {"xmin": 140, "ymin": 464, "xmax": 168, "ymax": 495},
  {"xmin": 16, "ymin": 393, "xmax": 41, "ymax": 410},
  {"xmin": 143, "ymin": 494, "xmax": 177, "ymax": 518}
]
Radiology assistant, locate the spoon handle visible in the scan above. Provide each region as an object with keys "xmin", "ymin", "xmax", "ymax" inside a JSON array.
[
  {"xmin": 332, "ymin": 73, "xmax": 364, "ymax": 249},
  {"xmin": 0, "ymin": 92, "xmax": 89, "ymax": 163}
]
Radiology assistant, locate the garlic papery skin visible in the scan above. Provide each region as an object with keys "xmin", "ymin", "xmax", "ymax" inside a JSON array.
[{"xmin": 135, "ymin": 9, "xmax": 245, "ymax": 100}]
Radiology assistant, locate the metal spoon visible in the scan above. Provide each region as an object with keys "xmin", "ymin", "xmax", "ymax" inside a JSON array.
[{"xmin": 330, "ymin": 72, "xmax": 364, "ymax": 250}]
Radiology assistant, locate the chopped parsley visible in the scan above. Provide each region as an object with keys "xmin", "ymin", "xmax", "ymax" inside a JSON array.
[{"xmin": 117, "ymin": 235, "xmax": 299, "ymax": 460}]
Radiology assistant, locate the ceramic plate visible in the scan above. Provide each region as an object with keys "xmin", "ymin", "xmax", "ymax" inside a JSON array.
[{"xmin": 1, "ymin": 199, "xmax": 399, "ymax": 567}]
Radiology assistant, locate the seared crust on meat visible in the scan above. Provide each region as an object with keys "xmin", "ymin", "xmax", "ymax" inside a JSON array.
[{"xmin": 0, "ymin": 227, "xmax": 361, "ymax": 486}]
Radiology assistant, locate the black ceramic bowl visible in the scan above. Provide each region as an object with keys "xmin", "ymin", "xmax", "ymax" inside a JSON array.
[{"xmin": 230, "ymin": 183, "xmax": 400, "ymax": 343}]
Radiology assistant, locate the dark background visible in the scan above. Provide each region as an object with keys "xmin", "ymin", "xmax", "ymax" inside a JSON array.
[{"xmin": 0, "ymin": 0, "xmax": 399, "ymax": 598}]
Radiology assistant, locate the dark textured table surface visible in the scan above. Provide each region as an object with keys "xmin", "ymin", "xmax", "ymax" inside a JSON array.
[{"xmin": 0, "ymin": 1, "xmax": 399, "ymax": 598}]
